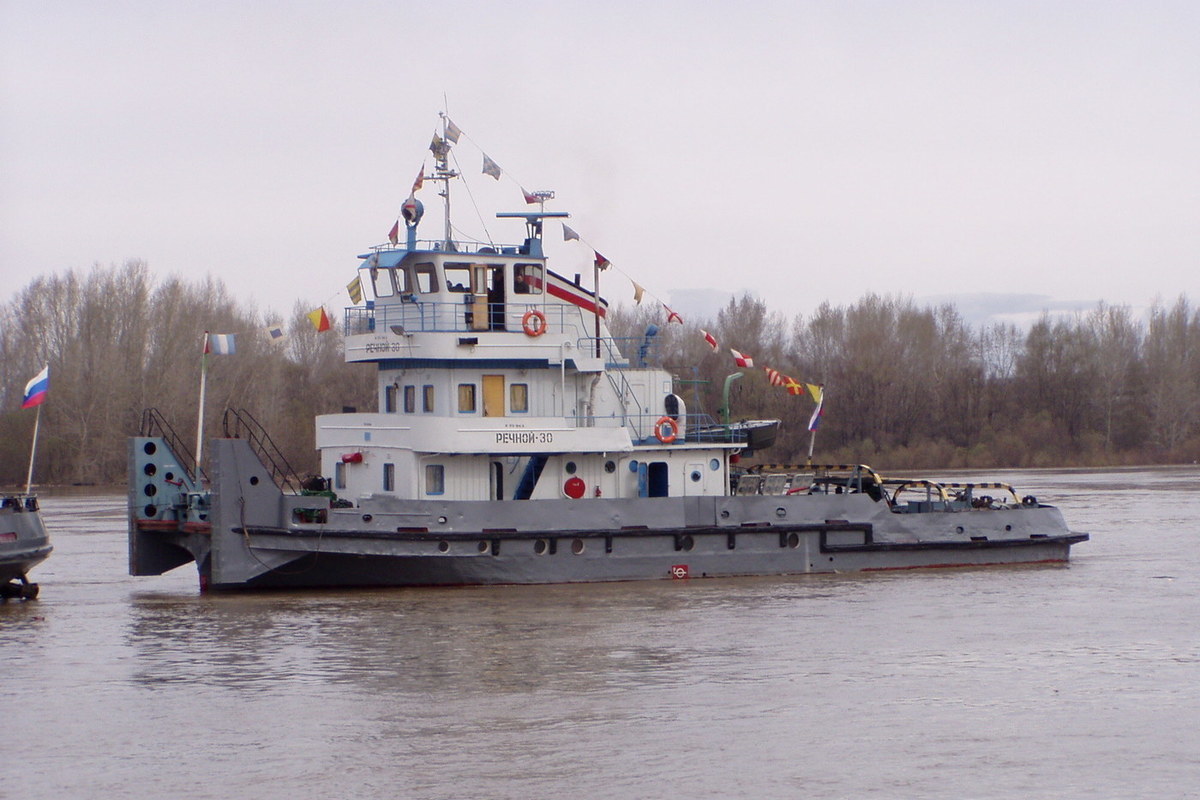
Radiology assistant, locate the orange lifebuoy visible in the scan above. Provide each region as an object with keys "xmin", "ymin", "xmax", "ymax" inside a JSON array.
[
  {"xmin": 522, "ymin": 309, "xmax": 547, "ymax": 337},
  {"xmin": 654, "ymin": 416, "xmax": 679, "ymax": 444}
]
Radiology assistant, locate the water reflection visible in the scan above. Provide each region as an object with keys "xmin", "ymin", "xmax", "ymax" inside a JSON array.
[{"xmin": 124, "ymin": 575, "xmax": 874, "ymax": 697}]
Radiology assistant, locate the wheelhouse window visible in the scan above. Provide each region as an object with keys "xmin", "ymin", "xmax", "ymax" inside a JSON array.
[
  {"xmin": 457, "ymin": 384, "xmax": 477, "ymax": 413},
  {"xmin": 403, "ymin": 385, "xmax": 416, "ymax": 413},
  {"xmin": 384, "ymin": 385, "xmax": 398, "ymax": 413},
  {"xmin": 444, "ymin": 263, "xmax": 472, "ymax": 293},
  {"xmin": 423, "ymin": 385, "xmax": 435, "ymax": 413},
  {"xmin": 334, "ymin": 462, "xmax": 346, "ymax": 490},
  {"xmin": 425, "ymin": 464, "xmax": 445, "ymax": 495},
  {"xmin": 414, "ymin": 262, "xmax": 438, "ymax": 293},
  {"xmin": 383, "ymin": 463, "xmax": 395, "ymax": 492},
  {"xmin": 370, "ymin": 266, "xmax": 395, "ymax": 298},
  {"xmin": 510, "ymin": 383, "xmax": 529, "ymax": 413},
  {"xmin": 514, "ymin": 263, "xmax": 544, "ymax": 295}
]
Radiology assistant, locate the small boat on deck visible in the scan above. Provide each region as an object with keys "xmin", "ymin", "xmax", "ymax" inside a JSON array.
[
  {"xmin": 126, "ymin": 116, "xmax": 1088, "ymax": 591},
  {"xmin": 1, "ymin": 493, "xmax": 51, "ymax": 599}
]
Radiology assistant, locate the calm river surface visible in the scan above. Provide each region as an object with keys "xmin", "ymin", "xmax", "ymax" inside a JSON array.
[{"xmin": 3, "ymin": 468, "xmax": 1198, "ymax": 799}]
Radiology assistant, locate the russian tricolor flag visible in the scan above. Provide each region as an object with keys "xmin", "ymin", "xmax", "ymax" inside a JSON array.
[{"xmin": 22, "ymin": 365, "xmax": 49, "ymax": 409}]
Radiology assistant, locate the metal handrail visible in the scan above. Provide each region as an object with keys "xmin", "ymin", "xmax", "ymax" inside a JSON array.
[
  {"xmin": 221, "ymin": 408, "xmax": 301, "ymax": 493},
  {"xmin": 343, "ymin": 300, "xmax": 593, "ymax": 340},
  {"xmin": 139, "ymin": 408, "xmax": 207, "ymax": 484}
]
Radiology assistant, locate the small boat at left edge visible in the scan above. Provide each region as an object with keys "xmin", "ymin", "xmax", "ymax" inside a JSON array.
[{"xmin": 0, "ymin": 492, "xmax": 51, "ymax": 599}]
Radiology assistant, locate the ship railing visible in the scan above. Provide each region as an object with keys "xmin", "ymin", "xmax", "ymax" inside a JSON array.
[
  {"xmin": 343, "ymin": 300, "xmax": 593, "ymax": 340},
  {"xmin": 625, "ymin": 412, "xmax": 748, "ymax": 445},
  {"xmin": 366, "ymin": 238, "xmax": 527, "ymax": 255},
  {"xmin": 612, "ymin": 336, "xmax": 662, "ymax": 367},
  {"xmin": 139, "ymin": 408, "xmax": 207, "ymax": 484},
  {"xmin": 579, "ymin": 336, "xmax": 662, "ymax": 368},
  {"xmin": 737, "ymin": 464, "xmax": 887, "ymax": 499},
  {"xmin": 221, "ymin": 408, "xmax": 302, "ymax": 494}
]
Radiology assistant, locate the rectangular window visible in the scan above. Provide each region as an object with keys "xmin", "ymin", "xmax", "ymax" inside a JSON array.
[
  {"xmin": 514, "ymin": 263, "xmax": 544, "ymax": 295},
  {"xmin": 334, "ymin": 462, "xmax": 346, "ymax": 490},
  {"xmin": 510, "ymin": 383, "xmax": 529, "ymax": 413},
  {"xmin": 425, "ymin": 464, "xmax": 445, "ymax": 496},
  {"xmin": 444, "ymin": 263, "xmax": 472, "ymax": 293},
  {"xmin": 414, "ymin": 262, "xmax": 438, "ymax": 293},
  {"xmin": 384, "ymin": 384, "xmax": 398, "ymax": 413},
  {"xmin": 423, "ymin": 385, "xmax": 435, "ymax": 413},
  {"xmin": 371, "ymin": 266, "xmax": 394, "ymax": 298},
  {"xmin": 403, "ymin": 385, "xmax": 416, "ymax": 413},
  {"xmin": 393, "ymin": 266, "xmax": 411, "ymax": 294},
  {"xmin": 383, "ymin": 463, "xmax": 395, "ymax": 492},
  {"xmin": 457, "ymin": 383, "xmax": 476, "ymax": 413}
]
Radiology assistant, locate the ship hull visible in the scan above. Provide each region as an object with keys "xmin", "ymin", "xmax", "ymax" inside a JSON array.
[
  {"xmin": 130, "ymin": 438, "xmax": 1088, "ymax": 592},
  {"xmin": 210, "ymin": 529, "xmax": 1085, "ymax": 591},
  {"xmin": 1, "ymin": 495, "xmax": 51, "ymax": 596}
]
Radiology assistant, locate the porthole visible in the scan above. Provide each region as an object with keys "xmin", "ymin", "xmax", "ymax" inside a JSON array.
[
  {"xmin": 628, "ymin": 460, "xmax": 639, "ymax": 473},
  {"xmin": 787, "ymin": 532, "xmax": 800, "ymax": 548},
  {"xmin": 775, "ymin": 507, "xmax": 786, "ymax": 518},
  {"xmin": 438, "ymin": 516, "xmax": 448, "ymax": 524},
  {"xmin": 143, "ymin": 483, "xmax": 157, "ymax": 497},
  {"xmin": 143, "ymin": 504, "xmax": 157, "ymax": 517},
  {"xmin": 681, "ymin": 535, "xmax": 695, "ymax": 552},
  {"xmin": 604, "ymin": 460, "xmax": 616, "ymax": 473},
  {"xmin": 690, "ymin": 470, "xmax": 702, "ymax": 482},
  {"xmin": 571, "ymin": 538, "xmax": 585, "ymax": 555},
  {"xmin": 1005, "ymin": 524, "xmax": 1012, "ymax": 531},
  {"xmin": 710, "ymin": 458, "xmax": 720, "ymax": 471},
  {"xmin": 143, "ymin": 463, "xmax": 157, "ymax": 476},
  {"xmin": 534, "ymin": 539, "xmax": 549, "ymax": 555},
  {"xmin": 249, "ymin": 476, "xmax": 260, "ymax": 486},
  {"xmin": 143, "ymin": 441, "xmax": 157, "ymax": 456},
  {"xmin": 477, "ymin": 540, "xmax": 490, "ymax": 554},
  {"xmin": 438, "ymin": 541, "xmax": 450, "ymax": 553},
  {"xmin": 956, "ymin": 526, "xmax": 964, "ymax": 534},
  {"xmin": 362, "ymin": 514, "xmax": 373, "ymax": 523},
  {"xmin": 164, "ymin": 472, "xmax": 175, "ymax": 482},
  {"xmin": 564, "ymin": 461, "xmax": 577, "ymax": 474}
]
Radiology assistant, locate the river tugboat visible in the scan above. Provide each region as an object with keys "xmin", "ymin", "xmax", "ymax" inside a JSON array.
[
  {"xmin": 128, "ymin": 117, "xmax": 1088, "ymax": 591},
  {"xmin": 1, "ymin": 493, "xmax": 51, "ymax": 599}
]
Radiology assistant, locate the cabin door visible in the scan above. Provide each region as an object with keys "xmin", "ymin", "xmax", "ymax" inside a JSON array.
[
  {"xmin": 469, "ymin": 265, "xmax": 490, "ymax": 331},
  {"xmin": 482, "ymin": 374, "xmax": 505, "ymax": 417},
  {"xmin": 470, "ymin": 264, "xmax": 506, "ymax": 331}
]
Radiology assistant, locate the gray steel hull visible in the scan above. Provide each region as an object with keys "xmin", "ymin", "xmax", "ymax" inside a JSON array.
[
  {"xmin": 1, "ymin": 495, "xmax": 52, "ymax": 587},
  {"xmin": 129, "ymin": 438, "xmax": 1088, "ymax": 592}
]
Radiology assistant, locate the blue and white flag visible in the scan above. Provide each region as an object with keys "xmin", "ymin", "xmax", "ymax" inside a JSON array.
[{"xmin": 205, "ymin": 333, "xmax": 236, "ymax": 355}]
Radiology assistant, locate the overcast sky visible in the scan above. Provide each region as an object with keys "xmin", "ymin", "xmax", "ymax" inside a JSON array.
[{"xmin": 3, "ymin": 0, "xmax": 1197, "ymax": 327}]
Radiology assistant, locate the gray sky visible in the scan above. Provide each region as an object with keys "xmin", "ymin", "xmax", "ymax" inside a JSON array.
[{"xmin": 3, "ymin": 0, "xmax": 1197, "ymax": 326}]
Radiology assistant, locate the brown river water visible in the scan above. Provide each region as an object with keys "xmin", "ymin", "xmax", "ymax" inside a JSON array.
[{"xmin": 2, "ymin": 467, "xmax": 1198, "ymax": 799}]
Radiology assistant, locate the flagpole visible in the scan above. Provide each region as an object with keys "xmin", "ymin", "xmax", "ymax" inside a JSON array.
[
  {"xmin": 593, "ymin": 259, "xmax": 602, "ymax": 358},
  {"xmin": 25, "ymin": 404, "xmax": 42, "ymax": 495},
  {"xmin": 196, "ymin": 331, "xmax": 210, "ymax": 477}
]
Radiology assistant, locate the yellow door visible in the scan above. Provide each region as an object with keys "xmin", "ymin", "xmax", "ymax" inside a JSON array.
[
  {"xmin": 469, "ymin": 265, "xmax": 489, "ymax": 331},
  {"xmin": 482, "ymin": 374, "xmax": 505, "ymax": 417}
]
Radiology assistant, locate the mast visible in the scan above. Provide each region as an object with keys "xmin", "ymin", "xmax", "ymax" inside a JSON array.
[{"xmin": 431, "ymin": 113, "xmax": 458, "ymax": 249}]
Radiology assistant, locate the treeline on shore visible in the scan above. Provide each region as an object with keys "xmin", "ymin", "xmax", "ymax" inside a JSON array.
[
  {"xmin": 2, "ymin": 261, "xmax": 1198, "ymax": 487},
  {"xmin": 1, "ymin": 261, "xmax": 374, "ymax": 487},
  {"xmin": 608, "ymin": 291, "xmax": 1200, "ymax": 470}
]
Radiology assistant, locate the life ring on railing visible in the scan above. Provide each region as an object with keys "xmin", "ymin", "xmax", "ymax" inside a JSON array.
[
  {"xmin": 654, "ymin": 416, "xmax": 679, "ymax": 444},
  {"xmin": 522, "ymin": 309, "xmax": 547, "ymax": 337}
]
